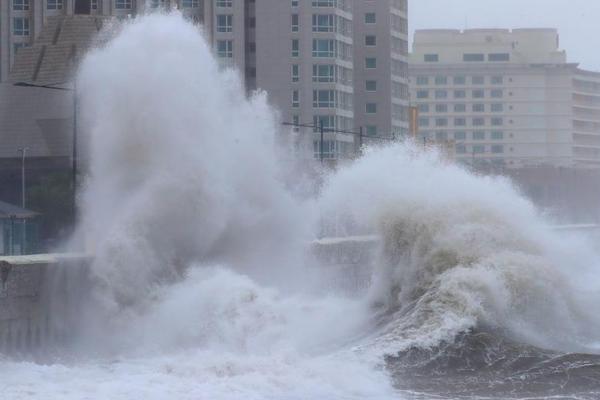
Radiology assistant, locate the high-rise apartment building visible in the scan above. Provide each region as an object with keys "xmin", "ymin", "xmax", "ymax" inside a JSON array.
[
  {"xmin": 353, "ymin": 0, "xmax": 409, "ymax": 140},
  {"xmin": 409, "ymin": 29, "xmax": 600, "ymax": 169},
  {"xmin": 3, "ymin": 0, "xmax": 409, "ymax": 162},
  {"xmin": 254, "ymin": 0, "xmax": 409, "ymax": 160}
]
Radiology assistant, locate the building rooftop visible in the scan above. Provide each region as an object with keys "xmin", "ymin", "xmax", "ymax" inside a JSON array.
[
  {"xmin": 9, "ymin": 15, "xmax": 115, "ymax": 86},
  {"xmin": 411, "ymin": 27, "xmax": 566, "ymax": 65},
  {"xmin": 0, "ymin": 200, "xmax": 39, "ymax": 219}
]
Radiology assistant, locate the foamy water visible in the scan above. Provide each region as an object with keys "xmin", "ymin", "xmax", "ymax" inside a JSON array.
[{"xmin": 3, "ymin": 11, "xmax": 600, "ymax": 400}]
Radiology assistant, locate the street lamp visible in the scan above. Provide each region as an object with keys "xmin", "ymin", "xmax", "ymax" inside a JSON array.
[
  {"xmin": 17, "ymin": 147, "xmax": 28, "ymax": 209},
  {"xmin": 13, "ymin": 80, "xmax": 77, "ymax": 222}
]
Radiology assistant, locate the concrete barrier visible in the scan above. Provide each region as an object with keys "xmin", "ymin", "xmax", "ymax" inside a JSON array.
[{"xmin": 0, "ymin": 254, "xmax": 91, "ymax": 357}]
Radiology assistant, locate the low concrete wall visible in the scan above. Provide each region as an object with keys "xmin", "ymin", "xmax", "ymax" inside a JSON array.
[{"xmin": 0, "ymin": 255, "xmax": 90, "ymax": 356}]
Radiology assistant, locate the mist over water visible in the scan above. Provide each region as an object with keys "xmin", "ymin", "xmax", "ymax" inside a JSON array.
[{"xmin": 3, "ymin": 12, "xmax": 600, "ymax": 400}]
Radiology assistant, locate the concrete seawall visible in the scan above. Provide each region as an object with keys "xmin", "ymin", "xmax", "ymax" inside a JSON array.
[{"xmin": 0, "ymin": 254, "xmax": 91, "ymax": 356}]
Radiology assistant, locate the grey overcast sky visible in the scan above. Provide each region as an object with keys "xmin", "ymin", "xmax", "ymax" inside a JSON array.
[{"xmin": 409, "ymin": 0, "xmax": 600, "ymax": 71}]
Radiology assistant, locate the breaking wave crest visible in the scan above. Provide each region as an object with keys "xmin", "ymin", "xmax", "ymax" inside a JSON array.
[{"xmin": 321, "ymin": 145, "xmax": 600, "ymax": 357}]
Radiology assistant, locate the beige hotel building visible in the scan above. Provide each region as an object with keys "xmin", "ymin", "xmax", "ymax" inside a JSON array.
[{"xmin": 409, "ymin": 28, "xmax": 600, "ymax": 169}]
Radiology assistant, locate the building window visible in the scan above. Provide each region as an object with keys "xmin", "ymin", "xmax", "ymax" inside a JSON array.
[
  {"xmin": 366, "ymin": 103, "xmax": 377, "ymax": 114},
  {"xmin": 436, "ymin": 132, "xmax": 448, "ymax": 141},
  {"xmin": 490, "ymin": 89, "xmax": 503, "ymax": 98},
  {"xmin": 435, "ymin": 90, "xmax": 447, "ymax": 99},
  {"xmin": 435, "ymin": 118, "xmax": 448, "ymax": 127},
  {"xmin": 312, "ymin": 64, "xmax": 335, "ymax": 82},
  {"xmin": 217, "ymin": 15, "xmax": 233, "ymax": 32},
  {"xmin": 365, "ymin": 57, "xmax": 377, "ymax": 69},
  {"xmin": 491, "ymin": 117, "xmax": 503, "ymax": 126},
  {"xmin": 47, "ymin": 0, "xmax": 63, "ymax": 9},
  {"xmin": 472, "ymin": 104, "xmax": 485, "ymax": 113},
  {"xmin": 13, "ymin": 42, "xmax": 29, "ymax": 54},
  {"xmin": 115, "ymin": 0, "xmax": 132, "ymax": 9},
  {"xmin": 491, "ymin": 131, "xmax": 504, "ymax": 140},
  {"xmin": 182, "ymin": 0, "xmax": 200, "ymax": 7},
  {"xmin": 292, "ymin": 0, "xmax": 298, "ymax": 7},
  {"xmin": 454, "ymin": 104, "xmax": 466, "ymax": 112},
  {"xmin": 365, "ymin": 35, "xmax": 377, "ymax": 46},
  {"xmin": 473, "ymin": 145, "xmax": 485, "ymax": 154},
  {"xmin": 472, "ymin": 76, "xmax": 484, "ymax": 85},
  {"xmin": 292, "ymin": 90, "xmax": 300, "ymax": 108},
  {"xmin": 416, "ymin": 76, "xmax": 429, "ymax": 85},
  {"xmin": 491, "ymin": 76, "xmax": 503, "ymax": 84},
  {"xmin": 418, "ymin": 104, "xmax": 429, "ymax": 113},
  {"xmin": 491, "ymin": 144, "xmax": 504, "ymax": 153},
  {"xmin": 454, "ymin": 118, "xmax": 466, "ymax": 126},
  {"xmin": 91, "ymin": 0, "xmax": 98, "ymax": 9},
  {"xmin": 463, "ymin": 53, "xmax": 485, "ymax": 62},
  {"xmin": 473, "ymin": 131, "xmax": 485, "ymax": 140},
  {"xmin": 454, "ymin": 90, "xmax": 466, "ymax": 99},
  {"xmin": 313, "ymin": 90, "xmax": 336, "ymax": 108},
  {"xmin": 418, "ymin": 118, "xmax": 429, "ymax": 127},
  {"xmin": 472, "ymin": 89, "xmax": 484, "ymax": 99},
  {"xmin": 365, "ymin": 12, "xmax": 376, "ymax": 23},
  {"xmin": 366, "ymin": 125, "xmax": 378, "ymax": 136},
  {"xmin": 453, "ymin": 76, "xmax": 466, "ymax": 85},
  {"xmin": 473, "ymin": 118, "xmax": 485, "ymax": 127},
  {"xmin": 312, "ymin": 0, "xmax": 337, "ymax": 6},
  {"xmin": 491, "ymin": 103, "xmax": 504, "ymax": 112},
  {"xmin": 216, "ymin": 40, "xmax": 233, "ymax": 58},
  {"xmin": 313, "ymin": 115, "xmax": 335, "ymax": 132},
  {"xmin": 13, "ymin": 0, "xmax": 29, "ymax": 11},
  {"xmin": 216, "ymin": 0, "xmax": 233, "ymax": 6},
  {"xmin": 424, "ymin": 54, "xmax": 439, "ymax": 62},
  {"xmin": 435, "ymin": 104, "xmax": 448, "ymax": 113},
  {"xmin": 489, "ymin": 53, "xmax": 510, "ymax": 62},
  {"xmin": 366, "ymin": 80, "xmax": 377, "ymax": 91},
  {"xmin": 312, "ymin": 14, "xmax": 335, "ymax": 33},
  {"xmin": 456, "ymin": 144, "xmax": 467, "ymax": 154},
  {"xmin": 313, "ymin": 39, "xmax": 335, "ymax": 57},
  {"xmin": 13, "ymin": 18, "xmax": 29, "ymax": 36},
  {"xmin": 454, "ymin": 131, "xmax": 466, "ymax": 140},
  {"xmin": 292, "ymin": 39, "xmax": 299, "ymax": 57},
  {"xmin": 291, "ymin": 14, "xmax": 299, "ymax": 32},
  {"xmin": 435, "ymin": 76, "xmax": 447, "ymax": 85},
  {"xmin": 292, "ymin": 64, "xmax": 299, "ymax": 82},
  {"xmin": 416, "ymin": 90, "xmax": 428, "ymax": 99}
]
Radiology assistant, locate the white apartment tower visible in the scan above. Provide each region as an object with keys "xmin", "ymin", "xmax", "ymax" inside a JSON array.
[{"xmin": 409, "ymin": 29, "xmax": 600, "ymax": 169}]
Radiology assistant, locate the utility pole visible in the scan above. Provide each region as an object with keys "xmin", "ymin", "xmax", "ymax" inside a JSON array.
[
  {"xmin": 17, "ymin": 148, "xmax": 28, "ymax": 209},
  {"xmin": 359, "ymin": 126, "xmax": 363, "ymax": 154},
  {"xmin": 72, "ymin": 78, "xmax": 78, "ymax": 218},
  {"xmin": 319, "ymin": 119, "xmax": 324, "ymax": 164}
]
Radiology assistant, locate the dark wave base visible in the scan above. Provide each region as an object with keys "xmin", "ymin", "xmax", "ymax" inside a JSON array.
[{"xmin": 386, "ymin": 330, "xmax": 600, "ymax": 399}]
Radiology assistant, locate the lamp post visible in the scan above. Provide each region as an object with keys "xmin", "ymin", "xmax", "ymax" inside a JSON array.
[
  {"xmin": 14, "ymin": 81, "xmax": 77, "ymax": 222},
  {"xmin": 17, "ymin": 147, "xmax": 28, "ymax": 209}
]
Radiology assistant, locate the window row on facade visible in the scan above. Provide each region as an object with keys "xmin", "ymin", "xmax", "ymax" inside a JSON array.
[
  {"xmin": 291, "ymin": 14, "xmax": 353, "ymax": 37},
  {"xmin": 419, "ymin": 117, "xmax": 505, "ymax": 127},
  {"xmin": 415, "ymin": 75, "xmax": 505, "ymax": 86},
  {"xmin": 10, "ymin": 0, "xmax": 204, "ymax": 17},
  {"xmin": 417, "ymin": 103, "xmax": 505, "ymax": 113},
  {"xmin": 423, "ymin": 53, "xmax": 511, "ymax": 63},
  {"xmin": 416, "ymin": 89, "xmax": 505, "ymax": 99},
  {"xmin": 421, "ymin": 130, "xmax": 506, "ymax": 141}
]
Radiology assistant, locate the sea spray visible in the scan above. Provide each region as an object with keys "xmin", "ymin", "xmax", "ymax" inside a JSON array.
[
  {"xmin": 3, "ymin": 10, "xmax": 600, "ymax": 400},
  {"xmin": 76, "ymin": 13, "xmax": 314, "ymax": 312},
  {"xmin": 320, "ymin": 144, "xmax": 600, "ymax": 355}
]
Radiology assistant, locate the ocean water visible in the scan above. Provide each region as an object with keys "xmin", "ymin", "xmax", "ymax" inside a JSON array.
[{"xmin": 2, "ymin": 12, "xmax": 600, "ymax": 400}]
